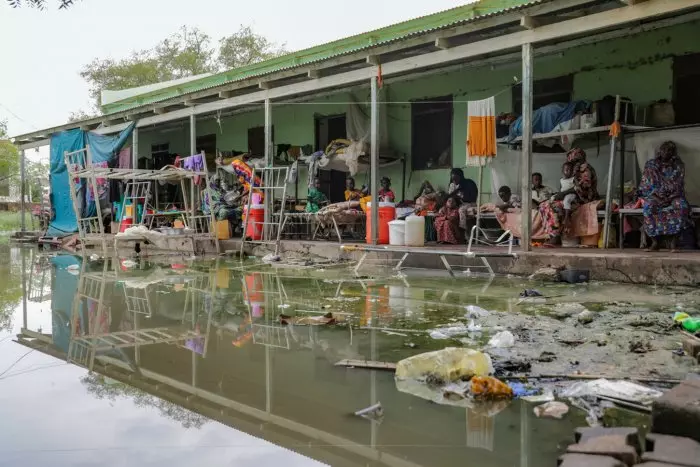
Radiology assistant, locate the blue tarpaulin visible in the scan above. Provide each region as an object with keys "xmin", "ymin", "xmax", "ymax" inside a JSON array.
[
  {"xmin": 47, "ymin": 123, "xmax": 135, "ymax": 237},
  {"xmin": 508, "ymin": 101, "xmax": 592, "ymax": 142},
  {"xmin": 50, "ymin": 255, "xmax": 81, "ymax": 353}
]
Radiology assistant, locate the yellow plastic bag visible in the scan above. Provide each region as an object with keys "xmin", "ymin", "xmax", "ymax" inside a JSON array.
[{"xmin": 395, "ymin": 347, "xmax": 493, "ymax": 382}]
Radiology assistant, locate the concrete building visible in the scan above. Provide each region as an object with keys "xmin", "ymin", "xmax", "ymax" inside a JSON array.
[{"xmin": 11, "ymin": 0, "xmax": 700, "ymax": 252}]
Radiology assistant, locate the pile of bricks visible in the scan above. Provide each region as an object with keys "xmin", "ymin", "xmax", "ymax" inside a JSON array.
[{"xmin": 558, "ymin": 378, "xmax": 700, "ymax": 467}]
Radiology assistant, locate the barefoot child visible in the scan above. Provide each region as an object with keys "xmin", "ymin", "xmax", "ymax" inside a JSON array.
[{"xmin": 558, "ymin": 162, "xmax": 577, "ymax": 230}]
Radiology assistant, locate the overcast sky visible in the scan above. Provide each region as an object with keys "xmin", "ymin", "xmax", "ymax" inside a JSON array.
[{"xmin": 0, "ymin": 0, "xmax": 470, "ymax": 140}]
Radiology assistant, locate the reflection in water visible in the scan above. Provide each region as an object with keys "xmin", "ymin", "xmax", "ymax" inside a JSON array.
[{"xmin": 13, "ymin": 250, "xmax": 685, "ymax": 466}]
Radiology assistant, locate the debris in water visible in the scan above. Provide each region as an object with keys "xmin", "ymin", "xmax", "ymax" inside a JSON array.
[
  {"xmin": 520, "ymin": 289, "xmax": 543, "ymax": 297},
  {"xmin": 262, "ymin": 254, "xmax": 281, "ymax": 263},
  {"xmin": 277, "ymin": 304, "xmax": 291, "ymax": 309},
  {"xmin": 465, "ymin": 305, "xmax": 490, "ymax": 318},
  {"xmin": 354, "ymin": 402, "xmax": 383, "ymax": 420},
  {"xmin": 559, "ymin": 379, "xmax": 663, "ymax": 406},
  {"xmin": 577, "ymin": 310, "xmax": 595, "ymax": 325},
  {"xmin": 629, "ymin": 339, "xmax": 652, "ymax": 354},
  {"xmin": 429, "ymin": 324, "xmax": 472, "ymax": 339},
  {"xmin": 507, "ymin": 381, "xmax": 540, "ymax": 398},
  {"xmin": 521, "ymin": 390, "xmax": 555, "ymax": 403},
  {"xmin": 382, "ymin": 330, "xmax": 408, "ymax": 337},
  {"xmin": 89, "ymin": 254, "xmax": 100, "ymax": 261},
  {"xmin": 488, "ymin": 331, "xmax": 515, "ymax": 348},
  {"xmin": 533, "ymin": 401, "xmax": 569, "ymax": 419},
  {"xmin": 335, "ymin": 360, "xmax": 396, "ymax": 371},
  {"xmin": 493, "ymin": 358, "xmax": 531, "ymax": 374},
  {"xmin": 528, "ymin": 266, "xmax": 561, "ymax": 281},
  {"xmin": 121, "ymin": 260, "xmax": 137, "ymax": 268},
  {"xmin": 279, "ymin": 312, "xmax": 336, "ymax": 326},
  {"xmin": 395, "ymin": 348, "xmax": 493, "ymax": 382},
  {"xmin": 538, "ymin": 351, "xmax": 557, "ymax": 362},
  {"xmin": 471, "ymin": 376, "xmax": 514, "ymax": 400},
  {"xmin": 404, "ymin": 342, "xmax": 418, "ymax": 349}
]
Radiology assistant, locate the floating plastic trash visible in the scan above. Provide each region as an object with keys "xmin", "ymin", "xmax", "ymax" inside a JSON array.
[
  {"xmin": 471, "ymin": 376, "xmax": 513, "ymax": 400},
  {"xmin": 488, "ymin": 331, "xmax": 515, "ymax": 348},
  {"xmin": 533, "ymin": 401, "xmax": 569, "ymax": 419}
]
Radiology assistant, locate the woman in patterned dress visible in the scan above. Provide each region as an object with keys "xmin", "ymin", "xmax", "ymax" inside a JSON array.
[
  {"xmin": 539, "ymin": 148, "xmax": 599, "ymax": 246},
  {"xmin": 638, "ymin": 141, "xmax": 690, "ymax": 252},
  {"xmin": 435, "ymin": 197, "xmax": 462, "ymax": 244}
]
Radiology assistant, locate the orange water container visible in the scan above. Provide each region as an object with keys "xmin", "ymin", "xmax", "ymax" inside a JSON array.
[
  {"xmin": 119, "ymin": 217, "xmax": 133, "ymax": 233},
  {"xmin": 243, "ymin": 204, "xmax": 265, "ymax": 240},
  {"xmin": 365, "ymin": 202, "xmax": 396, "ymax": 245}
]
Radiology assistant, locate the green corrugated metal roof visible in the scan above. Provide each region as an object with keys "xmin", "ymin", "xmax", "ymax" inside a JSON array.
[{"xmin": 101, "ymin": 0, "xmax": 545, "ymax": 115}]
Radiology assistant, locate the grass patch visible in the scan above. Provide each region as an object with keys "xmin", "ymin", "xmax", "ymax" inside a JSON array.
[{"xmin": 0, "ymin": 211, "xmax": 25, "ymax": 232}]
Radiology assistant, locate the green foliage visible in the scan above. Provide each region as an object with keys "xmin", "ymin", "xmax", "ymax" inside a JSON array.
[
  {"xmin": 0, "ymin": 121, "xmax": 20, "ymax": 186},
  {"xmin": 0, "ymin": 245, "xmax": 24, "ymax": 331},
  {"xmin": 81, "ymin": 373, "xmax": 208, "ymax": 429},
  {"xmin": 79, "ymin": 25, "xmax": 286, "ymax": 111},
  {"xmin": 6, "ymin": 0, "xmax": 74, "ymax": 8},
  {"xmin": 218, "ymin": 25, "xmax": 286, "ymax": 70}
]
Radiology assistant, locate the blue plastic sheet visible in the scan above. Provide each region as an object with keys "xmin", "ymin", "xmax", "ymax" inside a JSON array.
[
  {"xmin": 50, "ymin": 255, "xmax": 81, "ymax": 353},
  {"xmin": 508, "ymin": 101, "xmax": 591, "ymax": 142},
  {"xmin": 47, "ymin": 123, "xmax": 135, "ymax": 237}
]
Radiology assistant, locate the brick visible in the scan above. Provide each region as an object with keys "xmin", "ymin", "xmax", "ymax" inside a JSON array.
[
  {"xmin": 575, "ymin": 427, "xmax": 641, "ymax": 454},
  {"xmin": 642, "ymin": 433, "xmax": 700, "ymax": 467},
  {"xmin": 558, "ymin": 453, "xmax": 625, "ymax": 467},
  {"xmin": 682, "ymin": 338, "xmax": 700, "ymax": 359},
  {"xmin": 567, "ymin": 435, "xmax": 639, "ymax": 466},
  {"xmin": 652, "ymin": 381, "xmax": 700, "ymax": 443}
]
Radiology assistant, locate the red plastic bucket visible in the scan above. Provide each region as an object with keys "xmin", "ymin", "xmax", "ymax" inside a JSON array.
[
  {"xmin": 243, "ymin": 204, "xmax": 265, "ymax": 240},
  {"xmin": 365, "ymin": 202, "xmax": 396, "ymax": 245}
]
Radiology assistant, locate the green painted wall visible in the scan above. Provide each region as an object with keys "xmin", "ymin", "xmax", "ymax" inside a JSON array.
[{"xmin": 136, "ymin": 20, "xmax": 700, "ymax": 201}]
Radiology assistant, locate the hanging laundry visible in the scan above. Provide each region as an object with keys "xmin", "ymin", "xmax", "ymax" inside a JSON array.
[
  {"xmin": 118, "ymin": 147, "xmax": 132, "ymax": 169},
  {"xmin": 466, "ymin": 96, "xmax": 497, "ymax": 167}
]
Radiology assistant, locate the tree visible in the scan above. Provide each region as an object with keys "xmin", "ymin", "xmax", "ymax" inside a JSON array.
[
  {"xmin": 6, "ymin": 0, "xmax": 75, "ymax": 8},
  {"xmin": 81, "ymin": 373, "xmax": 208, "ymax": 429},
  {"xmin": 0, "ymin": 121, "xmax": 20, "ymax": 195},
  {"xmin": 79, "ymin": 25, "xmax": 286, "ymax": 110},
  {"xmin": 218, "ymin": 25, "xmax": 286, "ymax": 70}
]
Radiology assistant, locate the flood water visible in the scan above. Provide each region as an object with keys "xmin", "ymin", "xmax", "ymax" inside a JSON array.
[{"xmin": 0, "ymin": 246, "xmax": 698, "ymax": 466}]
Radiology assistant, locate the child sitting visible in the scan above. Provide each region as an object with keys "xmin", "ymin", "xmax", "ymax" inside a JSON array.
[
  {"xmin": 496, "ymin": 186, "xmax": 522, "ymax": 213},
  {"xmin": 435, "ymin": 197, "xmax": 462, "ymax": 244},
  {"xmin": 378, "ymin": 177, "xmax": 396, "ymax": 202},
  {"xmin": 305, "ymin": 177, "xmax": 328, "ymax": 213}
]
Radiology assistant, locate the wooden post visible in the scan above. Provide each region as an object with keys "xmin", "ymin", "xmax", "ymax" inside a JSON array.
[
  {"xmin": 189, "ymin": 114, "xmax": 196, "ymax": 228},
  {"xmin": 264, "ymin": 98, "xmax": 272, "ymax": 241},
  {"xmin": 520, "ymin": 43, "xmax": 534, "ymax": 251},
  {"xmin": 370, "ymin": 76, "xmax": 379, "ymax": 245},
  {"xmin": 131, "ymin": 128, "xmax": 139, "ymax": 223},
  {"xmin": 602, "ymin": 95, "xmax": 621, "ymax": 249},
  {"xmin": 20, "ymin": 149, "xmax": 26, "ymax": 233}
]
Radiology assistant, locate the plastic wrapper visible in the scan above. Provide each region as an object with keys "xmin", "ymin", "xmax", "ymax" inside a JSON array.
[
  {"xmin": 395, "ymin": 347, "xmax": 494, "ymax": 382},
  {"xmin": 559, "ymin": 379, "xmax": 663, "ymax": 406},
  {"xmin": 471, "ymin": 376, "xmax": 513, "ymax": 400}
]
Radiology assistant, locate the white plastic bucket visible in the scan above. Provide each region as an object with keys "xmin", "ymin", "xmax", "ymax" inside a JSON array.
[
  {"xmin": 404, "ymin": 215, "xmax": 425, "ymax": 247},
  {"xmin": 388, "ymin": 220, "xmax": 406, "ymax": 246}
]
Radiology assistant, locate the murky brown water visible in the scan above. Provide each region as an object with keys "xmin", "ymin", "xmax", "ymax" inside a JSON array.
[{"xmin": 0, "ymin": 246, "xmax": 697, "ymax": 466}]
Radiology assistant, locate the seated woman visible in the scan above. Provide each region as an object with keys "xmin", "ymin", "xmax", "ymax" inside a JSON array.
[
  {"xmin": 344, "ymin": 177, "xmax": 362, "ymax": 201},
  {"xmin": 496, "ymin": 186, "xmax": 522, "ymax": 213},
  {"xmin": 638, "ymin": 141, "xmax": 690, "ymax": 252},
  {"xmin": 414, "ymin": 181, "xmax": 439, "ymax": 215},
  {"xmin": 435, "ymin": 197, "xmax": 462, "ymax": 244},
  {"xmin": 448, "ymin": 168, "xmax": 479, "ymax": 230},
  {"xmin": 378, "ymin": 177, "xmax": 396, "ymax": 202},
  {"xmin": 538, "ymin": 148, "xmax": 598, "ymax": 246},
  {"xmin": 305, "ymin": 177, "xmax": 328, "ymax": 213}
]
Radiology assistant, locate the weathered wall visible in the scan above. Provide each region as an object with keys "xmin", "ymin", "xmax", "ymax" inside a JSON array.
[{"xmin": 136, "ymin": 19, "xmax": 700, "ymax": 200}]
